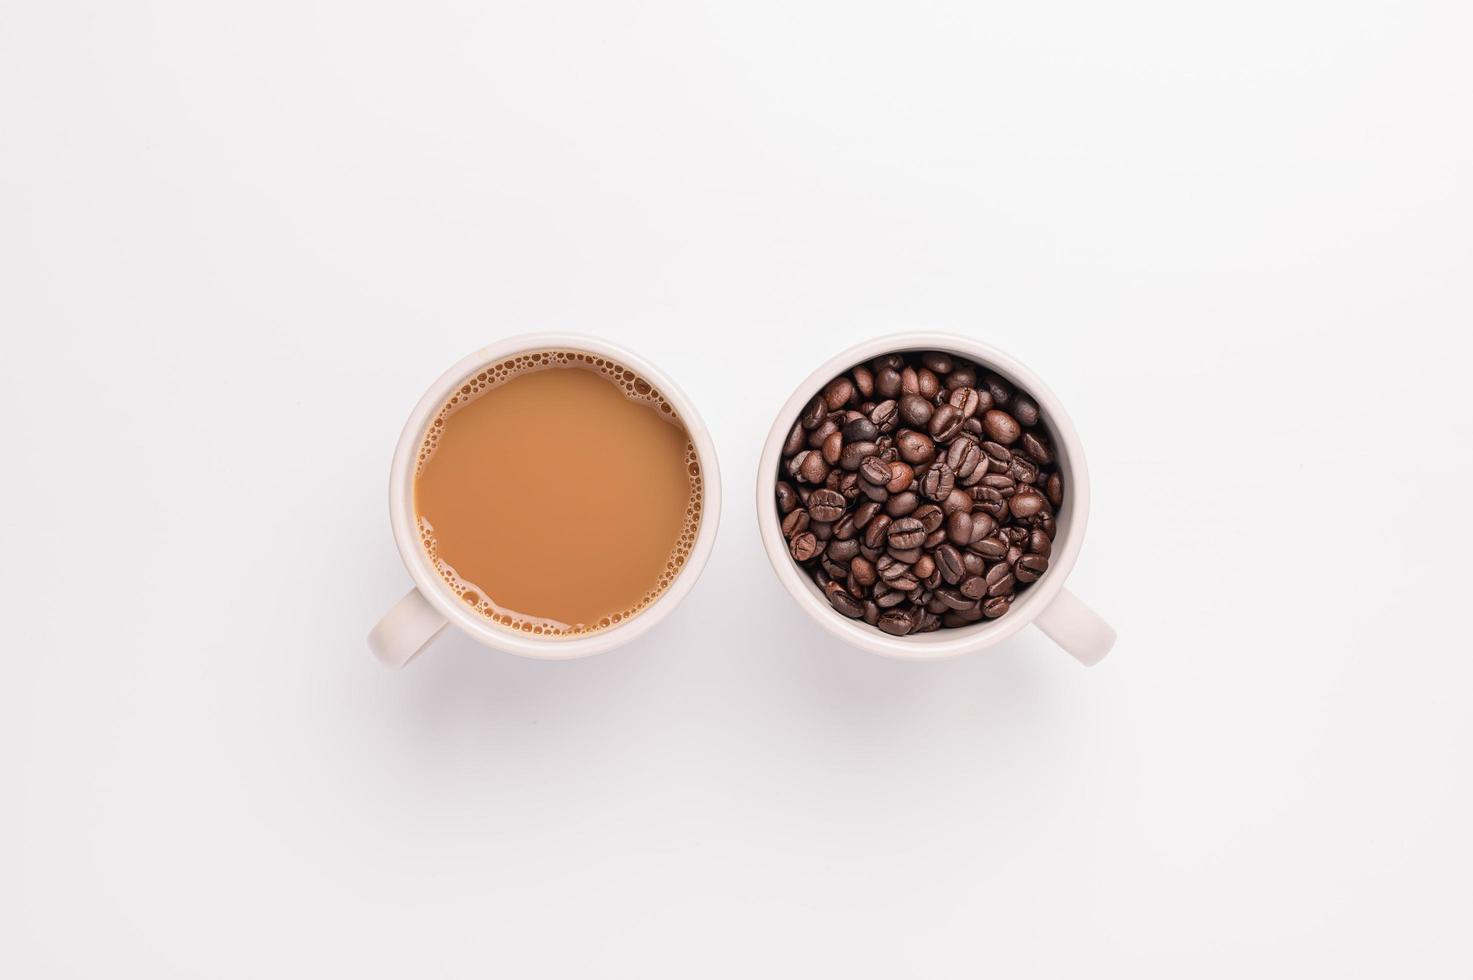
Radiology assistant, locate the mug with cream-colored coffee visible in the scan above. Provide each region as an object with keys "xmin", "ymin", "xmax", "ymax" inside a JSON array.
[{"xmin": 369, "ymin": 335, "xmax": 721, "ymax": 667}]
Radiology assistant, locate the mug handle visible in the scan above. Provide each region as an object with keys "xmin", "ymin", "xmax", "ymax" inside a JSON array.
[
  {"xmin": 369, "ymin": 588, "xmax": 448, "ymax": 668},
  {"xmin": 1034, "ymin": 587, "xmax": 1115, "ymax": 666}
]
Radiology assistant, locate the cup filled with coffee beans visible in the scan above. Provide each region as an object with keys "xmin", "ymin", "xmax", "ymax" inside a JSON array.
[
  {"xmin": 757, "ymin": 334, "xmax": 1114, "ymax": 664},
  {"xmin": 369, "ymin": 335, "xmax": 721, "ymax": 667}
]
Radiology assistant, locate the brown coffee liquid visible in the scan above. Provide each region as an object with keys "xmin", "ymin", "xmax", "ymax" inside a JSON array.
[{"xmin": 412, "ymin": 351, "xmax": 702, "ymax": 637}]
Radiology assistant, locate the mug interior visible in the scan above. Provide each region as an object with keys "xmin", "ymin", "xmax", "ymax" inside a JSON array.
[
  {"xmin": 391, "ymin": 335, "xmax": 722, "ymax": 660},
  {"xmin": 758, "ymin": 334, "xmax": 1089, "ymax": 660}
]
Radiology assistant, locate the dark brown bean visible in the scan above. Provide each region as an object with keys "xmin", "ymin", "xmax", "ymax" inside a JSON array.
[
  {"xmin": 895, "ymin": 429, "xmax": 936, "ymax": 464},
  {"xmin": 783, "ymin": 421, "xmax": 806, "ymax": 456},
  {"xmin": 946, "ymin": 510, "xmax": 973, "ymax": 546},
  {"xmin": 920, "ymin": 461, "xmax": 955, "ymax": 501},
  {"xmin": 887, "ymin": 516, "xmax": 927, "ymax": 549},
  {"xmin": 781, "ymin": 509, "xmax": 810, "ymax": 539},
  {"xmin": 822, "ymin": 429, "xmax": 843, "ymax": 465},
  {"xmin": 884, "ymin": 491, "xmax": 920, "ymax": 517},
  {"xmin": 840, "ymin": 441, "xmax": 878, "ymax": 471},
  {"xmin": 899, "ymin": 393, "xmax": 934, "ymax": 428},
  {"xmin": 1014, "ymin": 554, "xmax": 1049, "ymax": 583},
  {"xmin": 1021, "ymin": 431, "xmax": 1052, "ymax": 465},
  {"xmin": 776, "ymin": 482, "xmax": 800, "ymax": 514},
  {"xmin": 863, "ymin": 514, "xmax": 892, "ymax": 550},
  {"xmin": 858, "ymin": 455, "xmax": 891, "ymax": 486},
  {"xmin": 807, "ymin": 489, "xmax": 846, "ymax": 522},
  {"xmin": 982, "ymin": 410, "xmax": 1021, "ymax": 444},
  {"xmin": 790, "ymin": 532, "xmax": 820, "ymax": 562},
  {"xmin": 885, "ymin": 460, "xmax": 913, "ymax": 493},
  {"xmin": 1009, "ymin": 490, "xmax": 1045, "ymax": 518},
  {"xmin": 877, "ymin": 609, "xmax": 914, "ymax": 636}
]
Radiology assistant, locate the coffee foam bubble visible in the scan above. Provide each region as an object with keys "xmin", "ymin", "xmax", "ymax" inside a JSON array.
[{"xmin": 414, "ymin": 350, "xmax": 704, "ymax": 638}]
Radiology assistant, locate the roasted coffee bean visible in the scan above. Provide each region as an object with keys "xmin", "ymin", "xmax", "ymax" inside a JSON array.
[
  {"xmin": 899, "ymin": 393, "xmax": 934, "ymax": 428},
  {"xmin": 920, "ymin": 461, "xmax": 955, "ymax": 501},
  {"xmin": 828, "ymin": 585, "xmax": 865, "ymax": 618},
  {"xmin": 791, "ymin": 450, "xmax": 828, "ymax": 484},
  {"xmin": 946, "ymin": 509, "xmax": 973, "ymax": 546},
  {"xmin": 982, "ymin": 473, "xmax": 1017, "ymax": 495},
  {"xmin": 1008, "ymin": 455, "xmax": 1038, "ymax": 485},
  {"xmin": 935, "ymin": 544, "xmax": 964, "ymax": 584},
  {"xmin": 895, "ymin": 429, "xmax": 936, "ymax": 464},
  {"xmin": 875, "ymin": 366, "xmax": 902, "ymax": 398},
  {"xmin": 1021, "ymin": 431, "xmax": 1052, "ymax": 465},
  {"xmin": 948, "ymin": 386, "xmax": 982, "ymax": 419},
  {"xmin": 943, "ymin": 487, "xmax": 973, "ymax": 516},
  {"xmin": 1009, "ymin": 490, "xmax": 1045, "ymax": 518},
  {"xmin": 946, "ymin": 437, "xmax": 982, "ymax": 479},
  {"xmin": 880, "ymin": 461, "xmax": 909, "ymax": 494},
  {"xmin": 790, "ymin": 532, "xmax": 820, "ymax": 562},
  {"xmin": 858, "ymin": 455, "xmax": 892, "ymax": 486},
  {"xmin": 982, "ymin": 372, "xmax": 1012, "ymax": 406},
  {"xmin": 863, "ymin": 514, "xmax": 892, "ymax": 550},
  {"xmin": 877, "ymin": 609, "xmax": 914, "ymax": 636},
  {"xmin": 823, "ymin": 377, "xmax": 855, "ymax": 410},
  {"xmin": 870, "ymin": 399, "xmax": 899, "ymax": 431},
  {"xmin": 1014, "ymin": 553, "xmax": 1049, "ymax": 583},
  {"xmin": 781, "ymin": 509, "xmax": 810, "ymax": 539},
  {"xmin": 779, "ymin": 349, "xmax": 1064, "ymax": 636},
  {"xmin": 843, "ymin": 417, "xmax": 879, "ymax": 442},
  {"xmin": 914, "ymin": 504, "xmax": 944, "ymax": 534},
  {"xmin": 985, "ymin": 563, "xmax": 1015, "ymax": 597},
  {"xmin": 875, "ymin": 587, "xmax": 907, "ymax": 609},
  {"xmin": 852, "ymin": 499, "xmax": 882, "ymax": 528},
  {"xmin": 1047, "ymin": 472, "xmax": 1064, "ymax": 507},
  {"xmin": 885, "ymin": 560, "xmax": 921, "ymax": 582},
  {"xmin": 916, "ymin": 368, "xmax": 941, "ymax": 400},
  {"xmin": 982, "ymin": 410, "xmax": 1021, "ymax": 445},
  {"xmin": 885, "ymin": 491, "xmax": 920, "ymax": 517},
  {"xmin": 776, "ymin": 482, "xmax": 800, "ymax": 514},
  {"xmin": 921, "ymin": 351, "xmax": 953, "ymax": 374},
  {"xmin": 929, "ymin": 404, "xmax": 963, "ymax": 441},
  {"xmin": 783, "ymin": 421, "xmax": 806, "ymax": 456},
  {"xmin": 833, "ymin": 513, "xmax": 858, "ymax": 540},
  {"xmin": 822, "ymin": 429, "xmax": 844, "ymax": 465},
  {"xmin": 799, "ymin": 395, "xmax": 826, "ymax": 429},
  {"xmin": 1011, "ymin": 394, "xmax": 1040, "ymax": 427},
  {"xmin": 974, "ymin": 486, "xmax": 1008, "ymax": 519},
  {"xmin": 887, "ymin": 516, "xmax": 927, "ymax": 549},
  {"xmin": 826, "ymin": 537, "xmax": 860, "ymax": 563},
  {"xmin": 974, "ymin": 534, "xmax": 1008, "ymax": 560},
  {"xmin": 807, "ymin": 417, "xmax": 839, "ymax": 449},
  {"xmin": 840, "ymin": 441, "xmax": 878, "ymax": 471}
]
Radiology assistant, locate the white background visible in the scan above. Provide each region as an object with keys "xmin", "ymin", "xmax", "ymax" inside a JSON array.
[{"xmin": 3, "ymin": 1, "xmax": 1471, "ymax": 976}]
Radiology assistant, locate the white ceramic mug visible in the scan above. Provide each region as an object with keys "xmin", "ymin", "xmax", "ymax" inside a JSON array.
[
  {"xmin": 757, "ymin": 333, "xmax": 1115, "ymax": 665},
  {"xmin": 369, "ymin": 334, "xmax": 722, "ymax": 668}
]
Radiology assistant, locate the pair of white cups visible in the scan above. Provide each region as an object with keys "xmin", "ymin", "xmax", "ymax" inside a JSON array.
[{"xmin": 369, "ymin": 333, "xmax": 1115, "ymax": 668}]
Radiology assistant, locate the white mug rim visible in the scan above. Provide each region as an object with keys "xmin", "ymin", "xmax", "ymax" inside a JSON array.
[
  {"xmin": 389, "ymin": 334, "xmax": 723, "ymax": 660},
  {"xmin": 755, "ymin": 332, "xmax": 1090, "ymax": 661}
]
